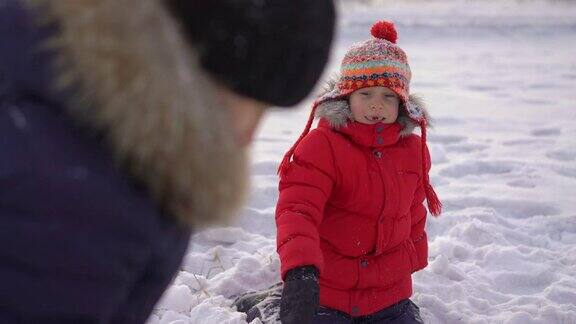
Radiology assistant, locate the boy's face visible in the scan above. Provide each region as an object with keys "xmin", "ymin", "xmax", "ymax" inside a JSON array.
[{"xmin": 349, "ymin": 86, "xmax": 399, "ymax": 125}]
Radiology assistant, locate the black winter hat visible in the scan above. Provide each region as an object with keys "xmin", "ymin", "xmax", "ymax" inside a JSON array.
[{"xmin": 166, "ymin": 0, "xmax": 336, "ymax": 107}]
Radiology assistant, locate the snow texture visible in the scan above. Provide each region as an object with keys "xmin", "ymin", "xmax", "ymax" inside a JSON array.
[{"xmin": 147, "ymin": 1, "xmax": 576, "ymax": 323}]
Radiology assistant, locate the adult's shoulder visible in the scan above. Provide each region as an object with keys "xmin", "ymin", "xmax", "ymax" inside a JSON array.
[
  {"xmin": 0, "ymin": 97, "xmax": 190, "ymax": 320},
  {"xmin": 0, "ymin": 97, "xmax": 189, "ymax": 271}
]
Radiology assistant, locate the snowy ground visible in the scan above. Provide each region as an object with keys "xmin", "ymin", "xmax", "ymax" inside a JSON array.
[{"xmin": 147, "ymin": 1, "xmax": 576, "ymax": 323}]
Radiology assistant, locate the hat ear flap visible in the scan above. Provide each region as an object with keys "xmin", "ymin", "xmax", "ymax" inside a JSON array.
[
  {"xmin": 407, "ymin": 94, "xmax": 431, "ymax": 126},
  {"xmin": 316, "ymin": 74, "xmax": 344, "ymax": 103},
  {"xmin": 315, "ymin": 100, "xmax": 351, "ymax": 129}
]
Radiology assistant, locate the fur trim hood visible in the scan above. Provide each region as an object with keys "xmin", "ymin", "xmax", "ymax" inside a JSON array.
[
  {"xmin": 24, "ymin": 0, "xmax": 249, "ymax": 228},
  {"xmin": 314, "ymin": 76, "xmax": 432, "ymax": 136}
]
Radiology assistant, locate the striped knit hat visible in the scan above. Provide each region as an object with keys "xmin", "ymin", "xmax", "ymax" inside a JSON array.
[
  {"xmin": 316, "ymin": 21, "xmax": 424, "ymax": 120},
  {"xmin": 279, "ymin": 21, "xmax": 442, "ymax": 216},
  {"xmin": 338, "ymin": 21, "xmax": 411, "ymax": 109}
]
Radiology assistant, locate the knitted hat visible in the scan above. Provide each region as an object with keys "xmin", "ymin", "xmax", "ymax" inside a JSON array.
[
  {"xmin": 339, "ymin": 22, "xmax": 410, "ymax": 109},
  {"xmin": 166, "ymin": 0, "xmax": 336, "ymax": 107},
  {"xmin": 279, "ymin": 21, "xmax": 442, "ymax": 216},
  {"xmin": 316, "ymin": 21, "xmax": 426, "ymax": 120}
]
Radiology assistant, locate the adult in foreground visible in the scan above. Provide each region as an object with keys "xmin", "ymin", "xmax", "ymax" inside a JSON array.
[{"xmin": 0, "ymin": 0, "xmax": 335, "ymax": 322}]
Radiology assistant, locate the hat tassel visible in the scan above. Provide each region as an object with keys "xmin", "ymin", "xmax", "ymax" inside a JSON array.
[
  {"xmin": 420, "ymin": 120, "xmax": 442, "ymax": 216},
  {"xmin": 278, "ymin": 104, "xmax": 319, "ymax": 178}
]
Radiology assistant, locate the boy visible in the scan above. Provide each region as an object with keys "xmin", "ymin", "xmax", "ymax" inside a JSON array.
[{"xmin": 275, "ymin": 20, "xmax": 441, "ymax": 323}]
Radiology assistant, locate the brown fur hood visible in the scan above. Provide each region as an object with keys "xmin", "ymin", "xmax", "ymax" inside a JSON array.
[
  {"xmin": 314, "ymin": 77, "xmax": 432, "ymax": 137},
  {"xmin": 25, "ymin": 0, "xmax": 248, "ymax": 228}
]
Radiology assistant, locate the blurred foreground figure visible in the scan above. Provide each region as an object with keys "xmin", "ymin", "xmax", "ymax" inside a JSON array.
[{"xmin": 0, "ymin": 0, "xmax": 335, "ymax": 322}]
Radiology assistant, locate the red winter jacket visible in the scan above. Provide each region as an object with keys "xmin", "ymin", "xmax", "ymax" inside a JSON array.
[{"xmin": 276, "ymin": 115, "xmax": 431, "ymax": 317}]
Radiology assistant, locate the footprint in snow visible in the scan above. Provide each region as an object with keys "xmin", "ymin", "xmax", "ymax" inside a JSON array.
[
  {"xmin": 546, "ymin": 148, "xmax": 576, "ymax": 162},
  {"xmin": 522, "ymin": 98, "xmax": 554, "ymax": 106},
  {"xmin": 530, "ymin": 128, "xmax": 561, "ymax": 137},
  {"xmin": 441, "ymin": 196, "xmax": 560, "ymax": 219},
  {"xmin": 506, "ymin": 179, "xmax": 537, "ymax": 188},
  {"xmin": 490, "ymin": 269, "xmax": 555, "ymax": 295},
  {"xmin": 465, "ymin": 84, "xmax": 500, "ymax": 92},
  {"xmin": 439, "ymin": 160, "xmax": 515, "ymax": 178},
  {"xmin": 433, "ymin": 117, "xmax": 467, "ymax": 126},
  {"xmin": 501, "ymin": 138, "xmax": 553, "ymax": 146},
  {"xmin": 427, "ymin": 134, "xmax": 467, "ymax": 144},
  {"xmin": 552, "ymin": 166, "xmax": 576, "ymax": 178},
  {"xmin": 444, "ymin": 143, "xmax": 488, "ymax": 154}
]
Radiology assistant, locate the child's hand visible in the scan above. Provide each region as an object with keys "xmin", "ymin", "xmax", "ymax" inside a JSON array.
[{"xmin": 280, "ymin": 265, "xmax": 319, "ymax": 324}]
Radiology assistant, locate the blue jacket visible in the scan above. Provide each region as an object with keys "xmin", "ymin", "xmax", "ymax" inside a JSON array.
[{"xmin": 0, "ymin": 2, "xmax": 191, "ymax": 322}]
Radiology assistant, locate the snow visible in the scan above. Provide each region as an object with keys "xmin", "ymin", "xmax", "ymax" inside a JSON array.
[{"xmin": 148, "ymin": 1, "xmax": 576, "ymax": 323}]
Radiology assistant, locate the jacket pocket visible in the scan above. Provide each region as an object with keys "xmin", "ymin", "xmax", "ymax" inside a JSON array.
[
  {"xmin": 356, "ymin": 241, "xmax": 414, "ymax": 289},
  {"xmin": 411, "ymin": 232, "xmax": 428, "ymax": 273},
  {"xmin": 396, "ymin": 170, "xmax": 420, "ymax": 215},
  {"xmin": 404, "ymin": 239, "xmax": 419, "ymax": 273},
  {"xmin": 320, "ymin": 247, "xmax": 359, "ymax": 290}
]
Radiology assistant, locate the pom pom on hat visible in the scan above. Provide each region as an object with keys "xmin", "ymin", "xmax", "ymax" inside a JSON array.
[{"xmin": 370, "ymin": 21, "xmax": 397, "ymax": 43}]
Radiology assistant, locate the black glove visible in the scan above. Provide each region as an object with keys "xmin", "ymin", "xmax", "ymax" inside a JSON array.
[{"xmin": 280, "ymin": 265, "xmax": 319, "ymax": 324}]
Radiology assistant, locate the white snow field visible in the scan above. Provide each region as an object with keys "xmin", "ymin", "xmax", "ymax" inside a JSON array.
[{"xmin": 147, "ymin": 1, "xmax": 576, "ymax": 323}]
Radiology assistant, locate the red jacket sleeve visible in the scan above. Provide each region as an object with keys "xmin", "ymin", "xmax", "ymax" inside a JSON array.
[
  {"xmin": 276, "ymin": 129, "xmax": 335, "ymax": 279},
  {"xmin": 410, "ymin": 138, "xmax": 431, "ymax": 272}
]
